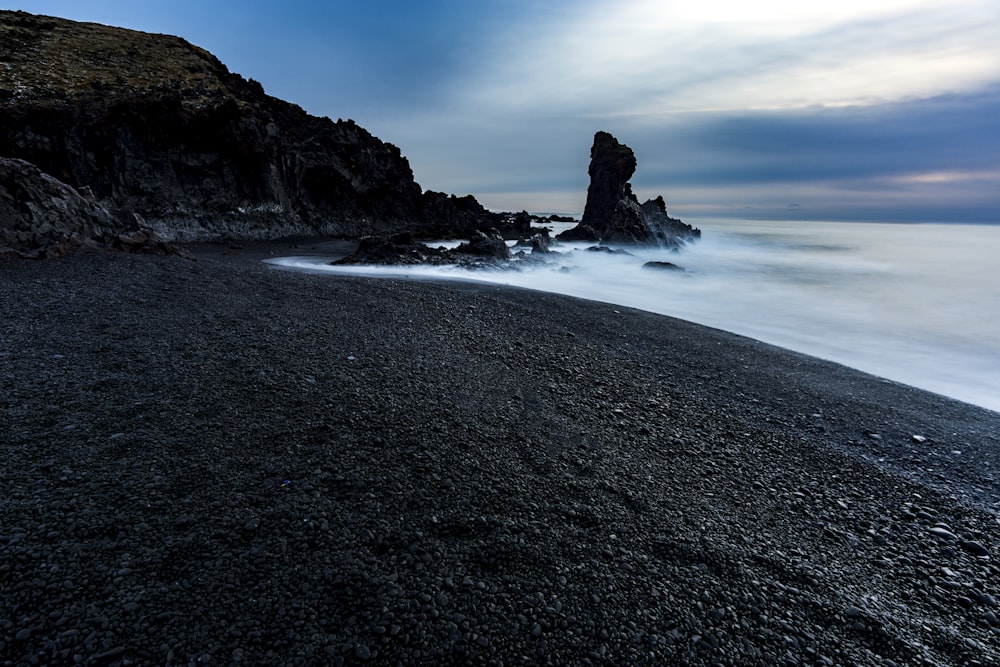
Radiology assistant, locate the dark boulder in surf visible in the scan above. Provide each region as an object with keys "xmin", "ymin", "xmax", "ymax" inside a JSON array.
[
  {"xmin": 334, "ymin": 229, "xmax": 514, "ymax": 268},
  {"xmin": 452, "ymin": 230, "xmax": 511, "ymax": 261},
  {"xmin": 642, "ymin": 260, "xmax": 683, "ymax": 271}
]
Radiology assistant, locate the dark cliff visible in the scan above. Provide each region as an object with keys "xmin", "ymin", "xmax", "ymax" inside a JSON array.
[{"xmin": 0, "ymin": 11, "xmax": 498, "ymax": 241}]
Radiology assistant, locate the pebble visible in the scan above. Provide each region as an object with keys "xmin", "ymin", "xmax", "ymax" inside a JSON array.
[
  {"xmin": 960, "ymin": 540, "xmax": 990, "ymax": 558},
  {"xmin": 928, "ymin": 526, "xmax": 959, "ymax": 541}
]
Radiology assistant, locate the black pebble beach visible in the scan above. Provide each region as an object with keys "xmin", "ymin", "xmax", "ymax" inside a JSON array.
[{"xmin": 2, "ymin": 243, "xmax": 999, "ymax": 665}]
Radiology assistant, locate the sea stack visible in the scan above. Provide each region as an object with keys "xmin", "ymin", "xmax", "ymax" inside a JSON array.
[{"xmin": 558, "ymin": 131, "xmax": 699, "ymax": 248}]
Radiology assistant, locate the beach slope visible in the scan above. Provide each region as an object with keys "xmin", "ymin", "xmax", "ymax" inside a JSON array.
[{"xmin": 2, "ymin": 246, "xmax": 998, "ymax": 665}]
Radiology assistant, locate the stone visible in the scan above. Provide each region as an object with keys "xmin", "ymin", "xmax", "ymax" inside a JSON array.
[
  {"xmin": 928, "ymin": 526, "xmax": 958, "ymax": 541},
  {"xmin": 642, "ymin": 261, "xmax": 682, "ymax": 271},
  {"xmin": 960, "ymin": 540, "xmax": 990, "ymax": 558},
  {"xmin": 336, "ymin": 229, "xmax": 512, "ymax": 267},
  {"xmin": 333, "ymin": 233, "xmax": 448, "ymax": 266},
  {"xmin": 530, "ymin": 233, "xmax": 552, "ymax": 254},
  {"xmin": 453, "ymin": 230, "xmax": 511, "ymax": 260}
]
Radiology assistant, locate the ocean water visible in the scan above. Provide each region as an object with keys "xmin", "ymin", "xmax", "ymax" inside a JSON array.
[{"xmin": 267, "ymin": 219, "xmax": 1000, "ymax": 413}]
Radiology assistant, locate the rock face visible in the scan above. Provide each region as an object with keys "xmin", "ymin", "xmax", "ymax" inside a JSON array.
[
  {"xmin": 0, "ymin": 157, "xmax": 190, "ymax": 258},
  {"xmin": 558, "ymin": 131, "xmax": 700, "ymax": 247},
  {"xmin": 0, "ymin": 11, "xmax": 499, "ymax": 242}
]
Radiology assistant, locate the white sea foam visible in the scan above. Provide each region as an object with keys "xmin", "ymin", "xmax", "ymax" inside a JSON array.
[{"xmin": 267, "ymin": 219, "xmax": 1000, "ymax": 413}]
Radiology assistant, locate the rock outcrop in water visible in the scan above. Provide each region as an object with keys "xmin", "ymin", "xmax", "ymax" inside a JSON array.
[
  {"xmin": 334, "ymin": 230, "xmax": 520, "ymax": 270},
  {"xmin": 0, "ymin": 11, "xmax": 499, "ymax": 243},
  {"xmin": 558, "ymin": 131, "xmax": 700, "ymax": 248}
]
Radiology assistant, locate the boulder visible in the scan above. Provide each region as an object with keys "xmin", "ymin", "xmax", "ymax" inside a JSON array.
[
  {"xmin": 530, "ymin": 233, "xmax": 552, "ymax": 254},
  {"xmin": 452, "ymin": 230, "xmax": 511, "ymax": 261},
  {"xmin": 0, "ymin": 156, "xmax": 190, "ymax": 259},
  {"xmin": 641, "ymin": 196, "xmax": 701, "ymax": 250},
  {"xmin": 642, "ymin": 260, "xmax": 683, "ymax": 271},
  {"xmin": 332, "ymin": 232, "xmax": 448, "ymax": 266},
  {"xmin": 335, "ymin": 230, "xmax": 512, "ymax": 267}
]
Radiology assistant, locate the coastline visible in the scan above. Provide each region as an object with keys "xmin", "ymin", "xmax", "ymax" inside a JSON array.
[{"xmin": 2, "ymin": 244, "xmax": 998, "ymax": 665}]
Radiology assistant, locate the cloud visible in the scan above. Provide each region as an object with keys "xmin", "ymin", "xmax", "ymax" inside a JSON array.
[
  {"xmin": 372, "ymin": 0, "xmax": 1000, "ymax": 220},
  {"xmin": 458, "ymin": 0, "xmax": 1000, "ymax": 115}
]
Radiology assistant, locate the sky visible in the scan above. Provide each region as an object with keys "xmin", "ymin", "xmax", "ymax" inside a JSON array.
[{"xmin": 5, "ymin": 0, "xmax": 1000, "ymax": 222}]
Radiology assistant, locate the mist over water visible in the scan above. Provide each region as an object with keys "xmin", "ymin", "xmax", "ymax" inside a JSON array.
[{"xmin": 268, "ymin": 219, "xmax": 1000, "ymax": 413}]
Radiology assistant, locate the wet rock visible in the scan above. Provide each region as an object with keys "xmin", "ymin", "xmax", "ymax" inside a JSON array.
[
  {"xmin": 453, "ymin": 230, "xmax": 511, "ymax": 260},
  {"xmin": 530, "ymin": 233, "xmax": 552, "ymax": 254},
  {"xmin": 333, "ymin": 232, "xmax": 448, "ymax": 266},
  {"xmin": 642, "ymin": 261, "xmax": 682, "ymax": 271}
]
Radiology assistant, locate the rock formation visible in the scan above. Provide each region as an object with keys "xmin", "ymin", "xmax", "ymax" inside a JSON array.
[
  {"xmin": 334, "ymin": 230, "xmax": 516, "ymax": 269},
  {"xmin": 0, "ymin": 157, "xmax": 190, "ymax": 258},
  {"xmin": 0, "ymin": 11, "xmax": 499, "ymax": 242},
  {"xmin": 558, "ymin": 131, "xmax": 700, "ymax": 248}
]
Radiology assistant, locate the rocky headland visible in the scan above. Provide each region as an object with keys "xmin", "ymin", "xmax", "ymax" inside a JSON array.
[{"xmin": 0, "ymin": 10, "xmax": 500, "ymax": 255}]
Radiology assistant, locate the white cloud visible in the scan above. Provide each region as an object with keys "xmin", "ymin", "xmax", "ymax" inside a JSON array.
[
  {"xmin": 373, "ymin": 0, "xmax": 1000, "ymax": 220},
  {"xmin": 458, "ymin": 0, "xmax": 1000, "ymax": 115}
]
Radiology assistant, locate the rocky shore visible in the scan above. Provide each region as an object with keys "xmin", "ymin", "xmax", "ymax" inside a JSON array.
[{"xmin": 2, "ymin": 244, "xmax": 999, "ymax": 666}]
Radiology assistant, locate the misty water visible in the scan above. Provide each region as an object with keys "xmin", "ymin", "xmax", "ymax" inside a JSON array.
[{"xmin": 268, "ymin": 219, "xmax": 1000, "ymax": 413}]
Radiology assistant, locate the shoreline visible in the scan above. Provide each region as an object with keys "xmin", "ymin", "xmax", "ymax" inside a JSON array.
[
  {"xmin": 256, "ymin": 227, "xmax": 1000, "ymax": 415},
  {"xmin": 2, "ymin": 245, "xmax": 999, "ymax": 665}
]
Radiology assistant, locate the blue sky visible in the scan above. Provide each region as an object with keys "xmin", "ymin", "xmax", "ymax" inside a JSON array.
[{"xmin": 5, "ymin": 0, "xmax": 999, "ymax": 221}]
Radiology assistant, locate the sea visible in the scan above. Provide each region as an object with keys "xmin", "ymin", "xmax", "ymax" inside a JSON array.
[{"xmin": 267, "ymin": 219, "xmax": 1000, "ymax": 414}]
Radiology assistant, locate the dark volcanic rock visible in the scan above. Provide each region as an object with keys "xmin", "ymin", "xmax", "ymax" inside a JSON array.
[
  {"xmin": 335, "ymin": 229, "xmax": 513, "ymax": 268},
  {"xmin": 453, "ymin": 230, "xmax": 511, "ymax": 260},
  {"xmin": 0, "ymin": 156, "xmax": 190, "ymax": 258},
  {"xmin": 578, "ymin": 131, "xmax": 641, "ymax": 242},
  {"xmin": 558, "ymin": 132, "xmax": 699, "ymax": 248},
  {"xmin": 643, "ymin": 260, "xmax": 683, "ymax": 271},
  {"xmin": 530, "ymin": 233, "xmax": 552, "ymax": 254},
  {"xmin": 642, "ymin": 195, "xmax": 701, "ymax": 247},
  {"xmin": 333, "ymin": 233, "xmax": 449, "ymax": 266},
  {"xmin": 0, "ymin": 10, "xmax": 499, "ymax": 241}
]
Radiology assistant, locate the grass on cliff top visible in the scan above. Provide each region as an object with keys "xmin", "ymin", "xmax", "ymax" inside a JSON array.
[{"xmin": 0, "ymin": 10, "xmax": 237, "ymax": 104}]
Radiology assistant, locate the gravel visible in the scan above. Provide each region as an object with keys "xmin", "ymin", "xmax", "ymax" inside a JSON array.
[{"xmin": 2, "ymin": 242, "xmax": 999, "ymax": 666}]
